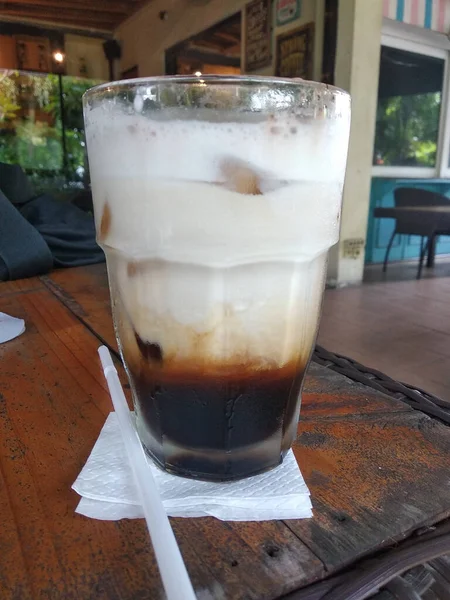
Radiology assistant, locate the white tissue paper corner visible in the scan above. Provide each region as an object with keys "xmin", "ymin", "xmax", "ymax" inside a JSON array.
[
  {"xmin": 0, "ymin": 312, "xmax": 25, "ymax": 343},
  {"xmin": 73, "ymin": 412, "xmax": 313, "ymax": 522}
]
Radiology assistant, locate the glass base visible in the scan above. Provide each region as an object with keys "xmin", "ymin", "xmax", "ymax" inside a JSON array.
[{"xmin": 143, "ymin": 443, "xmax": 286, "ymax": 482}]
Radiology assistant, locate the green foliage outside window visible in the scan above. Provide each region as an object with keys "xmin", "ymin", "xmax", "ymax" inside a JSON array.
[
  {"xmin": 0, "ymin": 69, "xmax": 102, "ymax": 194},
  {"xmin": 374, "ymin": 92, "xmax": 441, "ymax": 167}
]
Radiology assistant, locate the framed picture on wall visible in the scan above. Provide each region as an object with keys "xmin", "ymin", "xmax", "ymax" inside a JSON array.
[
  {"xmin": 15, "ymin": 35, "xmax": 51, "ymax": 72},
  {"xmin": 275, "ymin": 23, "xmax": 314, "ymax": 79},
  {"xmin": 245, "ymin": 0, "xmax": 272, "ymax": 72},
  {"xmin": 276, "ymin": 0, "xmax": 301, "ymax": 27}
]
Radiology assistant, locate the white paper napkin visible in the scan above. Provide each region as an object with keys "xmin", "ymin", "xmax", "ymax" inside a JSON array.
[
  {"xmin": 0, "ymin": 312, "xmax": 25, "ymax": 343},
  {"xmin": 73, "ymin": 412, "xmax": 313, "ymax": 522}
]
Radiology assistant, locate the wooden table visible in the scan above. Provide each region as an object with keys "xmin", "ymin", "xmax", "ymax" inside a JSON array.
[{"xmin": 1, "ymin": 264, "xmax": 450, "ymax": 600}]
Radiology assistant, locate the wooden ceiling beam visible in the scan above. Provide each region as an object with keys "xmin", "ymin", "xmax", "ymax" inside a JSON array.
[
  {"xmin": 195, "ymin": 13, "xmax": 241, "ymax": 41},
  {"xmin": 190, "ymin": 40, "xmax": 223, "ymax": 51},
  {"xmin": 0, "ymin": 12, "xmax": 119, "ymax": 31},
  {"xmin": 0, "ymin": 0, "xmax": 149, "ymax": 30},
  {"xmin": 44, "ymin": 15, "xmax": 117, "ymax": 28},
  {"xmin": 181, "ymin": 49, "xmax": 240, "ymax": 68},
  {"xmin": 0, "ymin": 6, "xmax": 120, "ymax": 24},
  {"xmin": 0, "ymin": 0, "xmax": 128, "ymax": 13},
  {"xmin": 213, "ymin": 32, "xmax": 240, "ymax": 45}
]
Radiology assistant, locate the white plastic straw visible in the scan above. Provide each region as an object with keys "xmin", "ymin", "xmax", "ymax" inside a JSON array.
[{"xmin": 98, "ymin": 346, "xmax": 197, "ymax": 600}]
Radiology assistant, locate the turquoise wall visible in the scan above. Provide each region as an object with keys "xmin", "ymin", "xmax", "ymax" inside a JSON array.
[{"xmin": 366, "ymin": 178, "xmax": 450, "ymax": 263}]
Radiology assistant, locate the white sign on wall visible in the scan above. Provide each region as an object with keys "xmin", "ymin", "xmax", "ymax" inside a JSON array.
[{"xmin": 276, "ymin": 0, "xmax": 301, "ymax": 26}]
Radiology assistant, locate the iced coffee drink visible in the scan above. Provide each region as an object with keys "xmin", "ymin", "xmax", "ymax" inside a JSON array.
[{"xmin": 84, "ymin": 76, "xmax": 350, "ymax": 481}]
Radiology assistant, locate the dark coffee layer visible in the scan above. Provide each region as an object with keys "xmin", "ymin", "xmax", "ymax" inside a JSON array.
[{"xmin": 123, "ymin": 334, "xmax": 306, "ymax": 480}]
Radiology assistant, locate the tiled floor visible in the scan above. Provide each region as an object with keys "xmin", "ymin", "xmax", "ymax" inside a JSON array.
[
  {"xmin": 363, "ymin": 256, "xmax": 450, "ymax": 283},
  {"xmin": 318, "ymin": 260, "xmax": 450, "ymax": 401}
]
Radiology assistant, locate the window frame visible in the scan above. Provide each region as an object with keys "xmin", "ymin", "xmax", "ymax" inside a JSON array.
[{"xmin": 373, "ymin": 19, "xmax": 450, "ymax": 179}]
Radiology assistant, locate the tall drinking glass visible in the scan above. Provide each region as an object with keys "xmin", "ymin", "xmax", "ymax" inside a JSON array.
[{"xmin": 83, "ymin": 76, "xmax": 350, "ymax": 481}]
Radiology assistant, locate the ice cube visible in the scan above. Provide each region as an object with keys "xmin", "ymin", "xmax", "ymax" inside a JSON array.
[{"xmin": 220, "ymin": 158, "xmax": 263, "ymax": 195}]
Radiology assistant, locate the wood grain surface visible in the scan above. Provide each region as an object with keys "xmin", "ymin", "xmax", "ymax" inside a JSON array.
[{"xmin": 0, "ymin": 265, "xmax": 449, "ymax": 599}]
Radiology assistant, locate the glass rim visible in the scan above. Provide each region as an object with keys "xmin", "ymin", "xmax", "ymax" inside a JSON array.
[{"xmin": 83, "ymin": 74, "xmax": 349, "ymax": 101}]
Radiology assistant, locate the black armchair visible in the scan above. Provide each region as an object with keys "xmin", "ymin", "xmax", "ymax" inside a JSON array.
[{"xmin": 382, "ymin": 188, "xmax": 450, "ymax": 279}]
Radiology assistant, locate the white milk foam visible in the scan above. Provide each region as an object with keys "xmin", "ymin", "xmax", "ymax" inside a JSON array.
[{"xmin": 86, "ymin": 108, "xmax": 349, "ymax": 367}]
